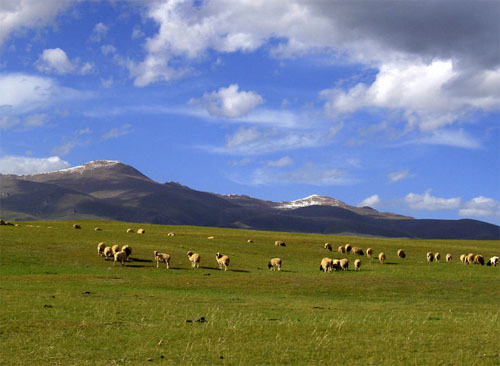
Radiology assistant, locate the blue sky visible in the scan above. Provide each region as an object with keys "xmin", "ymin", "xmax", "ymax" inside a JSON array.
[{"xmin": 0, "ymin": 0, "xmax": 499, "ymax": 224}]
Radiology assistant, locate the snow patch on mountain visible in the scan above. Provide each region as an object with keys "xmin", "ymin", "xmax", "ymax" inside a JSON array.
[
  {"xmin": 276, "ymin": 194, "xmax": 350, "ymax": 209},
  {"xmin": 57, "ymin": 160, "xmax": 121, "ymax": 174}
]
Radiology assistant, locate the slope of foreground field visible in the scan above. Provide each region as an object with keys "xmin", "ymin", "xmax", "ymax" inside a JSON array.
[{"xmin": 0, "ymin": 221, "xmax": 498, "ymax": 365}]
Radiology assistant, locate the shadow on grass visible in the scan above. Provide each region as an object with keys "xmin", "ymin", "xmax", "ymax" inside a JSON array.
[
  {"xmin": 129, "ymin": 258, "xmax": 152, "ymax": 263},
  {"xmin": 384, "ymin": 262, "xmax": 399, "ymax": 265}
]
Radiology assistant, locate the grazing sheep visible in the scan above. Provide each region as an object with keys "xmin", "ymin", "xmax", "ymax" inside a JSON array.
[
  {"xmin": 354, "ymin": 259, "xmax": 361, "ymax": 271},
  {"xmin": 466, "ymin": 253, "xmax": 474, "ymax": 264},
  {"xmin": 268, "ymin": 258, "xmax": 282, "ymax": 271},
  {"xmin": 332, "ymin": 259, "xmax": 341, "ymax": 271},
  {"xmin": 486, "ymin": 256, "xmax": 498, "ymax": 267},
  {"xmin": 111, "ymin": 244, "xmax": 120, "ymax": 255},
  {"xmin": 435, "ymin": 252, "xmax": 441, "ymax": 262},
  {"xmin": 324, "ymin": 243, "xmax": 332, "ymax": 251},
  {"xmin": 340, "ymin": 258, "xmax": 349, "ymax": 271},
  {"xmin": 127, "ymin": 228, "xmax": 134, "ymax": 233},
  {"xmin": 460, "ymin": 254, "xmax": 466, "ymax": 264},
  {"xmin": 97, "ymin": 242, "xmax": 106, "ymax": 257},
  {"xmin": 378, "ymin": 252, "xmax": 386, "ymax": 264},
  {"xmin": 94, "ymin": 227, "xmax": 102, "ymax": 231},
  {"xmin": 320, "ymin": 257, "xmax": 334, "ymax": 272},
  {"xmin": 366, "ymin": 248, "xmax": 373, "ymax": 257},
  {"xmin": 247, "ymin": 239, "xmax": 253, "ymax": 243},
  {"xmin": 122, "ymin": 245, "xmax": 132, "ymax": 260},
  {"xmin": 187, "ymin": 251, "xmax": 200, "ymax": 268},
  {"xmin": 352, "ymin": 247, "xmax": 364, "ymax": 256},
  {"xmin": 103, "ymin": 247, "xmax": 113, "ymax": 260},
  {"xmin": 275, "ymin": 240, "xmax": 286, "ymax": 247},
  {"xmin": 344, "ymin": 244, "xmax": 352, "ymax": 254},
  {"xmin": 113, "ymin": 251, "xmax": 128, "ymax": 266},
  {"xmin": 207, "ymin": 236, "xmax": 215, "ymax": 240},
  {"xmin": 73, "ymin": 224, "xmax": 81, "ymax": 229},
  {"xmin": 167, "ymin": 232, "xmax": 175, "ymax": 236},
  {"xmin": 427, "ymin": 252, "xmax": 434, "ymax": 262},
  {"xmin": 338, "ymin": 245, "xmax": 346, "ymax": 254},
  {"xmin": 154, "ymin": 251, "xmax": 171, "ymax": 269},
  {"xmin": 216, "ymin": 253, "xmax": 230, "ymax": 271},
  {"xmin": 397, "ymin": 249, "xmax": 406, "ymax": 259},
  {"xmin": 137, "ymin": 228, "xmax": 145, "ymax": 234},
  {"xmin": 474, "ymin": 255, "xmax": 484, "ymax": 266},
  {"xmin": 446, "ymin": 254, "xmax": 452, "ymax": 262}
]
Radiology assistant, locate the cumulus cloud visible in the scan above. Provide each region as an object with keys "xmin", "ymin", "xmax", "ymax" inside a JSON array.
[
  {"xmin": 23, "ymin": 113, "xmax": 48, "ymax": 128},
  {"xmin": 0, "ymin": 0, "xmax": 76, "ymax": 45},
  {"xmin": 358, "ymin": 194, "xmax": 381, "ymax": 208},
  {"xmin": 459, "ymin": 196, "xmax": 500, "ymax": 219},
  {"xmin": 404, "ymin": 189, "xmax": 461, "ymax": 211},
  {"xmin": 90, "ymin": 22, "xmax": 108, "ymax": 42},
  {"xmin": 0, "ymin": 156, "xmax": 69, "ymax": 175},
  {"xmin": 35, "ymin": 48, "xmax": 75, "ymax": 74},
  {"xmin": 191, "ymin": 84, "xmax": 263, "ymax": 119}
]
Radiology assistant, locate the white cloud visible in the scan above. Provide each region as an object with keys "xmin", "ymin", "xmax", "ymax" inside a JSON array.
[
  {"xmin": 102, "ymin": 124, "xmax": 133, "ymax": 140},
  {"xmin": 23, "ymin": 113, "xmax": 48, "ymax": 128},
  {"xmin": 100, "ymin": 44, "xmax": 116, "ymax": 56},
  {"xmin": 0, "ymin": 156, "xmax": 69, "ymax": 175},
  {"xmin": 90, "ymin": 22, "xmax": 108, "ymax": 42},
  {"xmin": 79, "ymin": 62, "xmax": 94, "ymax": 75},
  {"xmin": 35, "ymin": 48, "xmax": 75, "ymax": 74},
  {"xmin": 321, "ymin": 60, "xmax": 500, "ymax": 132},
  {"xmin": 131, "ymin": 26, "xmax": 144, "ymax": 40},
  {"xmin": 0, "ymin": 0, "xmax": 76, "ymax": 45},
  {"xmin": 0, "ymin": 73, "xmax": 90, "ymax": 113},
  {"xmin": 358, "ymin": 194, "xmax": 381, "ymax": 208},
  {"xmin": 51, "ymin": 141, "xmax": 77, "ymax": 156},
  {"xmin": 192, "ymin": 84, "xmax": 263, "ymax": 118},
  {"xmin": 459, "ymin": 196, "xmax": 500, "ymax": 219},
  {"xmin": 404, "ymin": 189, "xmax": 461, "ymax": 211},
  {"xmin": 387, "ymin": 169, "xmax": 410, "ymax": 184},
  {"xmin": 266, "ymin": 156, "xmax": 293, "ymax": 167},
  {"xmin": 0, "ymin": 115, "xmax": 19, "ymax": 129},
  {"xmin": 416, "ymin": 129, "xmax": 480, "ymax": 149}
]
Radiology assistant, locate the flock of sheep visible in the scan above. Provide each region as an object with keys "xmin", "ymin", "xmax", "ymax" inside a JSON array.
[{"xmin": 88, "ymin": 225, "xmax": 499, "ymax": 272}]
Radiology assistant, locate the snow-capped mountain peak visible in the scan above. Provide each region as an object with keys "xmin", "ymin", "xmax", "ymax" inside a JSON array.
[
  {"xmin": 276, "ymin": 194, "xmax": 349, "ymax": 209},
  {"xmin": 57, "ymin": 160, "xmax": 121, "ymax": 174}
]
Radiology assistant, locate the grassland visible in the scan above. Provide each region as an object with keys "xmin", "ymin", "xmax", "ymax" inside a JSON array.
[{"xmin": 0, "ymin": 220, "xmax": 499, "ymax": 365}]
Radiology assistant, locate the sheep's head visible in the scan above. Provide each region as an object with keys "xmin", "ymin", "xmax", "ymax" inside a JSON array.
[
  {"xmin": 216, "ymin": 253, "xmax": 222, "ymax": 259},
  {"xmin": 187, "ymin": 251, "xmax": 193, "ymax": 257}
]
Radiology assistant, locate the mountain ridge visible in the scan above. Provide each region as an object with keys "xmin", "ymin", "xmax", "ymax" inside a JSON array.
[{"xmin": 1, "ymin": 160, "xmax": 498, "ymax": 239}]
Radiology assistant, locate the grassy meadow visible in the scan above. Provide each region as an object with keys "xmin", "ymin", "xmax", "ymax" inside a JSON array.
[{"xmin": 0, "ymin": 220, "xmax": 499, "ymax": 365}]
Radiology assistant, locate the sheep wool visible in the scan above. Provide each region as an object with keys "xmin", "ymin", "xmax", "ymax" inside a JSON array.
[
  {"xmin": 434, "ymin": 252, "xmax": 441, "ymax": 262},
  {"xmin": 340, "ymin": 258, "xmax": 349, "ymax": 271},
  {"xmin": 122, "ymin": 245, "xmax": 132, "ymax": 260},
  {"xmin": 397, "ymin": 249, "xmax": 406, "ymax": 259},
  {"xmin": 111, "ymin": 244, "xmax": 120, "ymax": 255},
  {"xmin": 460, "ymin": 254, "xmax": 466, "ymax": 264},
  {"xmin": 427, "ymin": 252, "xmax": 434, "ymax": 262},
  {"xmin": 324, "ymin": 243, "xmax": 332, "ymax": 251},
  {"xmin": 352, "ymin": 247, "xmax": 364, "ymax": 256},
  {"xmin": 474, "ymin": 255, "xmax": 484, "ymax": 266},
  {"xmin": 378, "ymin": 252, "xmax": 386, "ymax": 264},
  {"xmin": 354, "ymin": 259, "xmax": 361, "ymax": 271},
  {"xmin": 126, "ymin": 228, "xmax": 134, "ymax": 233},
  {"xmin": 114, "ymin": 251, "xmax": 128, "ymax": 266},
  {"xmin": 187, "ymin": 251, "xmax": 201, "ymax": 268},
  {"xmin": 446, "ymin": 254, "xmax": 452, "ymax": 262},
  {"xmin": 320, "ymin": 257, "xmax": 334, "ymax": 272},
  {"xmin": 137, "ymin": 228, "xmax": 145, "ymax": 234},
  {"xmin": 216, "ymin": 253, "xmax": 230, "ymax": 271},
  {"xmin": 338, "ymin": 246, "xmax": 346, "ymax": 254},
  {"xmin": 366, "ymin": 248, "xmax": 373, "ymax": 257},
  {"xmin": 268, "ymin": 258, "xmax": 282, "ymax": 271},
  {"xmin": 103, "ymin": 246, "xmax": 113, "ymax": 260},
  {"xmin": 154, "ymin": 251, "xmax": 171, "ymax": 269},
  {"xmin": 344, "ymin": 244, "xmax": 352, "ymax": 254},
  {"xmin": 97, "ymin": 242, "xmax": 106, "ymax": 257},
  {"xmin": 73, "ymin": 224, "xmax": 81, "ymax": 229},
  {"xmin": 275, "ymin": 240, "xmax": 286, "ymax": 247}
]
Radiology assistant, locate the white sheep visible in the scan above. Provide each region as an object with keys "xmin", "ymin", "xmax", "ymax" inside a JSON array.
[
  {"xmin": 122, "ymin": 245, "xmax": 132, "ymax": 260},
  {"xmin": 137, "ymin": 228, "xmax": 145, "ymax": 234},
  {"xmin": 275, "ymin": 240, "xmax": 286, "ymax": 247},
  {"xmin": 126, "ymin": 228, "xmax": 134, "ymax": 233},
  {"xmin": 338, "ymin": 245, "xmax": 346, "ymax": 254},
  {"xmin": 113, "ymin": 251, "xmax": 128, "ymax": 266},
  {"xmin": 103, "ymin": 246, "xmax": 113, "ymax": 260},
  {"xmin": 324, "ymin": 243, "xmax": 332, "ymax": 251},
  {"xmin": 474, "ymin": 255, "xmax": 484, "ymax": 265},
  {"xmin": 427, "ymin": 252, "xmax": 434, "ymax": 262},
  {"xmin": 352, "ymin": 247, "xmax": 364, "ymax": 256},
  {"xmin": 187, "ymin": 251, "xmax": 200, "ymax": 268},
  {"xmin": 73, "ymin": 224, "xmax": 81, "ymax": 229},
  {"xmin": 434, "ymin": 252, "xmax": 441, "ymax": 262},
  {"xmin": 466, "ymin": 253, "xmax": 474, "ymax": 264},
  {"xmin": 207, "ymin": 236, "xmax": 215, "ymax": 240},
  {"xmin": 487, "ymin": 256, "xmax": 498, "ymax": 267},
  {"xmin": 247, "ymin": 239, "xmax": 254, "ymax": 243},
  {"xmin": 320, "ymin": 257, "xmax": 334, "ymax": 272},
  {"xmin": 216, "ymin": 252, "xmax": 230, "ymax": 271},
  {"xmin": 332, "ymin": 259, "xmax": 341, "ymax": 271},
  {"xmin": 340, "ymin": 258, "xmax": 349, "ymax": 271},
  {"xmin": 111, "ymin": 244, "xmax": 120, "ymax": 255},
  {"xmin": 378, "ymin": 252, "xmax": 386, "ymax": 264},
  {"xmin": 268, "ymin": 258, "xmax": 282, "ymax": 271},
  {"xmin": 344, "ymin": 244, "xmax": 352, "ymax": 253},
  {"xmin": 397, "ymin": 249, "xmax": 406, "ymax": 259},
  {"xmin": 460, "ymin": 254, "xmax": 466, "ymax": 264},
  {"xmin": 167, "ymin": 232, "xmax": 175, "ymax": 236},
  {"xmin": 366, "ymin": 248, "xmax": 373, "ymax": 257},
  {"xmin": 446, "ymin": 253, "xmax": 452, "ymax": 262},
  {"xmin": 154, "ymin": 251, "xmax": 171, "ymax": 269},
  {"xmin": 354, "ymin": 259, "xmax": 361, "ymax": 271},
  {"xmin": 97, "ymin": 242, "xmax": 106, "ymax": 257}
]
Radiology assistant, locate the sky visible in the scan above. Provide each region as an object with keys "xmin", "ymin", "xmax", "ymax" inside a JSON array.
[{"xmin": 0, "ymin": 0, "xmax": 499, "ymax": 224}]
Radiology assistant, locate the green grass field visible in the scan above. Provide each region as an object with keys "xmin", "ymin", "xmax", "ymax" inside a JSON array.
[{"xmin": 1, "ymin": 220, "xmax": 499, "ymax": 365}]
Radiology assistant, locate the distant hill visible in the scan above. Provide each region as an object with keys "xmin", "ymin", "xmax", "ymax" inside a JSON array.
[{"xmin": 1, "ymin": 160, "xmax": 498, "ymax": 239}]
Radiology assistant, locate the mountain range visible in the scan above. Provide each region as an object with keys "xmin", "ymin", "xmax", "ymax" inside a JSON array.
[{"xmin": 1, "ymin": 160, "xmax": 498, "ymax": 240}]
